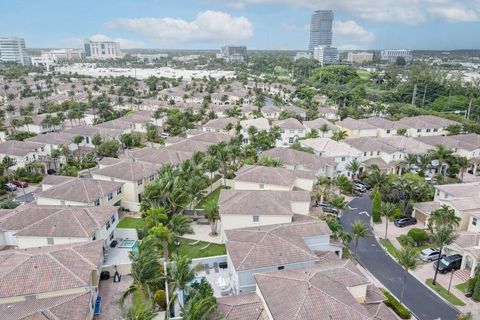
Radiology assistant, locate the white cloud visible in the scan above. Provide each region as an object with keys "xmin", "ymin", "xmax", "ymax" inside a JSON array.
[
  {"xmin": 89, "ymin": 34, "xmax": 145, "ymax": 48},
  {"xmin": 333, "ymin": 20, "xmax": 374, "ymax": 43},
  {"xmin": 106, "ymin": 11, "xmax": 253, "ymax": 44},
  {"xmin": 217, "ymin": 0, "xmax": 480, "ymax": 24}
]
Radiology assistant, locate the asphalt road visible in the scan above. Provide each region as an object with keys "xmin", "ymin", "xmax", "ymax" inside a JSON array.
[{"xmin": 341, "ymin": 195, "xmax": 459, "ymax": 320}]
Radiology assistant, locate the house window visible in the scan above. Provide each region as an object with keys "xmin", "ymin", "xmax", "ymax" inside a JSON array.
[
  {"xmin": 60, "ymin": 200, "xmax": 65, "ymax": 205},
  {"xmin": 149, "ymin": 174, "xmax": 155, "ymax": 182},
  {"xmin": 393, "ymin": 155, "xmax": 395, "ymax": 160},
  {"xmin": 47, "ymin": 237, "xmax": 54, "ymax": 245},
  {"xmin": 433, "ymin": 128, "xmax": 438, "ymax": 132},
  {"xmin": 253, "ymin": 215, "xmax": 259, "ymax": 223},
  {"xmin": 288, "ymin": 138, "xmax": 294, "ymax": 143},
  {"xmin": 426, "ymin": 129, "xmax": 431, "ymax": 133},
  {"xmin": 259, "ymin": 183, "xmax": 264, "ymax": 189},
  {"xmin": 116, "ymin": 187, "xmax": 122, "ymax": 195},
  {"xmin": 106, "ymin": 221, "xmax": 111, "ymax": 230},
  {"xmin": 473, "ymin": 217, "xmax": 477, "ymax": 226},
  {"xmin": 386, "ymin": 130, "xmax": 391, "ymax": 134},
  {"xmin": 94, "ymin": 199, "xmax": 100, "ymax": 206},
  {"xmin": 138, "ymin": 193, "xmax": 143, "ymax": 203},
  {"xmin": 278, "ymin": 266, "xmax": 285, "ymax": 270},
  {"xmin": 111, "ymin": 215, "xmax": 116, "ymax": 223},
  {"xmin": 289, "ymin": 129, "xmax": 294, "ymax": 133},
  {"xmin": 298, "ymin": 129, "xmax": 303, "ymax": 134},
  {"xmin": 341, "ymin": 157, "xmax": 345, "ymax": 161},
  {"xmin": 110, "ymin": 233, "xmax": 114, "ymax": 240},
  {"xmin": 417, "ymin": 129, "xmax": 421, "ymax": 133},
  {"xmin": 25, "ymin": 294, "xmax": 37, "ymax": 301},
  {"xmin": 363, "ymin": 152, "xmax": 367, "ymax": 156},
  {"xmin": 137, "ymin": 179, "xmax": 143, "ymax": 186},
  {"xmin": 377, "ymin": 151, "xmax": 380, "ymax": 155},
  {"xmin": 108, "ymin": 193, "xmax": 113, "ymax": 201}
]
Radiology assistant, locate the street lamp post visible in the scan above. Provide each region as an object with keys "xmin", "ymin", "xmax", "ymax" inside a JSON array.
[{"xmin": 174, "ymin": 237, "xmax": 180, "ymax": 256}]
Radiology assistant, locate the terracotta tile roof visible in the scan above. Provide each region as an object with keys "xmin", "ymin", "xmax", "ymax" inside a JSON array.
[
  {"xmin": 5, "ymin": 205, "xmax": 118, "ymax": 238},
  {"xmin": 219, "ymin": 189, "xmax": 310, "ymax": 216},
  {"xmin": 0, "ymin": 141, "xmax": 44, "ymax": 157},
  {"xmin": 127, "ymin": 147, "xmax": 192, "ymax": 166},
  {"xmin": 165, "ymin": 139, "xmax": 212, "ymax": 153},
  {"xmin": 0, "ymin": 241, "xmax": 103, "ymax": 298},
  {"xmin": 189, "ymin": 131, "xmax": 233, "ymax": 144},
  {"xmin": 203, "ymin": 117, "xmax": 238, "ymax": 130},
  {"xmin": 234, "ymin": 165, "xmax": 314, "ymax": 188},
  {"xmin": 37, "ymin": 178, "xmax": 123, "ymax": 203},
  {"xmin": 225, "ymin": 221, "xmax": 331, "ymax": 271},
  {"xmin": 0, "ymin": 292, "xmax": 92, "ymax": 320},
  {"xmin": 260, "ymin": 147, "xmax": 336, "ymax": 171},
  {"xmin": 92, "ymin": 161, "xmax": 160, "ymax": 182},
  {"xmin": 214, "ymin": 293, "xmax": 269, "ymax": 320},
  {"xmin": 273, "ymin": 117, "xmax": 305, "ymax": 130}
]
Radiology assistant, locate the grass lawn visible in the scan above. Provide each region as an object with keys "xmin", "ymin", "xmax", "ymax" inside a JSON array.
[
  {"xmin": 426, "ymin": 279, "xmax": 466, "ymax": 306},
  {"xmin": 117, "ymin": 217, "xmax": 145, "ymax": 229},
  {"xmin": 357, "ymin": 70, "xmax": 370, "ymax": 79},
  {"xmin": 455, "ymin": 281, "xmax": 469, "ymax": 293},
  {"xmin": 169, "ymin": 237, "xmax": 226, "ymax": 259},
  {"xmin": 196, "ymin": 186, "xmax": 225, "ymax": 209},
  {"xmin": 380, "ymin": 238, "xmax": 400, "ymax": 257}
]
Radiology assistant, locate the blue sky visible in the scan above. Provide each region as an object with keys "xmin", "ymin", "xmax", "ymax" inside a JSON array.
[{"xmin": 1, "ymin": 0, "xmax": 480, "ymax": 50}]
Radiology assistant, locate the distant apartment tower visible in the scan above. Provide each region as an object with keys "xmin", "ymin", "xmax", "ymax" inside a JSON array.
[
  {"xmin": 381, "ymin": 49, "xmax": 412, "ymax": 63},
  {"xmin": 84, "ymin": 39, "xmax": 121, "ymax": 59},
  {"xmin": 347, "ymin": 52, "xmax": 374, "ymax": 64},
  {"xmin": 0, "ymin": 36, "xmax": 30, "ymax": 65},
  {"xmin": 313, "ymin": 46, "xmax": 338, "ymax": 66},
  {"xmin": 309, "ymin": 10, "xmax": 333, "ymax": 52},
  {"xmin": 219, "ymin": 46, "xmax": 247, "ymax": 62}
]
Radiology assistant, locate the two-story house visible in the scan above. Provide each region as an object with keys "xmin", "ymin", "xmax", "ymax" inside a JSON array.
[
  {"xmin": 273, "ymin": 118, "xmax": 306, "ymax": 146},
  {"xmin": 0, "ymin": 140, "xmax": 46, "ymax": 170}
]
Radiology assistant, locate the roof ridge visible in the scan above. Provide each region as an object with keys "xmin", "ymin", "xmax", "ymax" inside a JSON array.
[
  {"xmin": 13, "ymin": 208, "xmax": 61, "ymax": 235},
  {"xmin": 47, "ymin": 250, "xmax": 91, "ymax": 285},
  {"xmin": 81, "ymin": 180, "xmax": 90, "ymax": 203},
  {"xmin": 70, "ymin": 208, "xmax": 94, "ymax": 237}
]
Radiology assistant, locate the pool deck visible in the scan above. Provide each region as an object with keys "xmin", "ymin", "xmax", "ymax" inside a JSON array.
[{"xmin": 103, "ymin": 245, "xmax": 134, "ymax": 266}]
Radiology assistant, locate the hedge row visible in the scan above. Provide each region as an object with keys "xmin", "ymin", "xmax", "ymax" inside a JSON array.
[{"xmin": 381, "ymin": 289, "xmax": 412, "ymax": 319}]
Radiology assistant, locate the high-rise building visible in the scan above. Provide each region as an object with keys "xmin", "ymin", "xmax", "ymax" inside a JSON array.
[
  {"xmin": 218, "ymin": 46, "xmax": 247, "ymax": 63},
  {"xmin": 380, "ymin": 49, "xmax": 412, "ymax": 63},
  {"xmin": 313, "ymin": 46, "xmax": 338, "ymax": 66},
  {"xmin": 84, "ymin": 39, "xmax": 121, "ymax": 59},
  {"xmin": 309, "ymin": 10, "xmax": 333, "ymax": 52},
  {"xmin": 42, "ymin": 49, "xmax": 84, "ymax": 62},
  {"xmin": 0, "ymin": 36, "xmax": 30, "ymax": 65}
]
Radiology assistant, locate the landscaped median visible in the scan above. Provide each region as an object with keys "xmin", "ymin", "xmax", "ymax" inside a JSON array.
[
  {"xmin": 380, "ymin": 289, "xmax": 412, "ymax": 319},
  {"xmin": 426, "ymin": 279, "xmax": 466, "ymax": 306},
  {"xmin": 379, "ymin": 238, "xmax": 400, "ymax": 257}
]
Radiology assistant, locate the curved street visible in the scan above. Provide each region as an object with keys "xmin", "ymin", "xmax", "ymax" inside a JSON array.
[{"xmin": 341, "ymin": 195, "xmax": 459, "ymax": 320}]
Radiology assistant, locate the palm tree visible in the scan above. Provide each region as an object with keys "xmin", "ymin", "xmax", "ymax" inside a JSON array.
[
  {"xmin": 319, "ymin": 124, "xmax": 329, "ymax": 137},
  {"xmin": 185, "ymin": 175, "xmax": 206, "ymax": 210},
  {"xmin": 181, "ymin": 294, "xmax": 217, "ymax": 320},
  {"xmin": 332, "ymin": 130, "xmax": 348, "ymax": 141},
  {"xmin": 432, "ymin": 226, "xmax": 458, "ymax": 285},
  {"xmin": 168, "ymin": 254, "xmax": 202, "ymax": 307},
  {"xmin": 402, "ymin": 154, "xmax": 418, "ymax": 173},
  {"xmin": 330, "ymin": 195, "xmax": 349, "ymax": 217},
  {"xmin": 10, "ymin": 118, "xmax": 22, "ymax": 134},
  {"xmin": 50, "ymin": 148, "xmax": 61, "ymax": 171},
  {"xmin": 381, "ymin": 202, "xmax": 397, "ymax": 240},
  {"xmin": 122, "ymin": 306, "xmax": 157, "ymax": 320},
  {"xmin": 92, "ymin": 133, "xmax": 102, "ymax": 154},
  {"xmin": 144, "ymin": 207, "xmax": 168, "ymax": 229},
  {"xmin": 351, "ymin": 220, "xmax": 370, "ymax": 255},
  {"xmin": 454, "ymin": 156, "xmax": 470, "ymax": 182},
  {"xmin": 395, "ymin": 247, "xmax": 419, "ymax": 303},
  {"xmin": 346, "ymin": 159, "xmax": 361, "ymax": 179},
  {"xmin": 168, "ymin": 214, "xmax": 193, "ymax": 239},
  {"xmin": 416, "ymin": 153, "xmax": 432, "ymax": 177},
  {"xmin": 429, "ymin": 205, "xmax": 461, "ymax": 230},
  {"xmin": 204, "ymin": 199, "xmax": 220, "ymax": 236},
  {"xmin": 431, "ymin": 145, "xmax": 454, "ymax": 176},
  {"xmin": 203, "ymin": 156, "xmax": 219, "ymax": 192},
  {"xmin": 120, "ymin": 237, "xmax": 163, "ymax": 305},
  {"xmin": 366, "ymin": 169, "xmax": 387, "ymax": 190},
  {"xmin": 72, "ymin": 135, "xmax": 84, "ymax": 157},
  {"xmin": 334, "ymin": 174, "xmax": 352, "ymax": 195},
  {"xmin": 149, "ymin": 224, "xmax": 172, "ymax": 262},
  {"xmin": 23, "ymin": 116, "xmax": 33, "ymax": 133},
  {"xmin": 257, "ymin": 156, "xmax": 283, "ymax": 167}
]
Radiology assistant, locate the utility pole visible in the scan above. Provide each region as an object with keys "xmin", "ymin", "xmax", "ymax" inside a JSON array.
[
  {"xmin": 421, "ymin": 84, "xmax": 427, "ymax": 107},
  {"xmin": 411, "ymin": 84, "xmax": 417, "ymax": 105},
  {"xmin": 467, "ymin": 97, "xmax": 473, "ymax": 119}
]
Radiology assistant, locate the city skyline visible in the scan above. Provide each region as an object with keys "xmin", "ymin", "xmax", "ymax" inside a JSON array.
[{"xmin": 1, "ymin": 0, "xmax": 480, "ymax": 50}]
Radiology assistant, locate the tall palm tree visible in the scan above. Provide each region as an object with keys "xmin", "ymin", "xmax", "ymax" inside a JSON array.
[
  {"xmin": 366, "ymin": 169, "xmax": 387, "ymax": 190},
  {"xmin": 346, "ymin": 159, "xmax": 361, "ymax": 179},
  {"xmin": 203, "ymin": 156, "xmax": 220, "ymax": 192},
  {"xmin": 351, "ymin": 220, "xmax": 370, "ymax": 255},
  {"xmin": 454, "ymin": 156, "xmax": 470, "ymax": 182},
  {"xmin": 416, "ymin": 153, "xmax": 432, "ymax": 177},
  {"xmin": 168, "ymin": 214, "xmax": 193, "ymax": 239},
  {"xmin": 149, "ymin": 224, "xmax": 172, "ymax": 262},
  {"xmin": 203, "ymin": 199, "xmax": 220, "ymax": 236},
  {"xmin": 122, "ymin": 306, "xmax": 157, "ymax": 320},
  {"xmin": 432, "ymin": 226, "xmax": 458, "ymax": 285},
  {"xmin": 429, "ymin": 205, "xmax": 461, "ymax": 230},
  {"xmin": 402, "ymin": 154, "xmax": 418, "ymax": 173},
  {"xmin": 319, "ymin": 124, "xmax": 329, "ymax": 137},
  {"xmin": 381, "ymin": 202, "xmax": 397, "ymax": 240},
  {"xmin": 72, "ymin": 135, "xmax": 84, "ymax": 158},
  {"xmin": 168, "ymin": 254, "xmax": 202, "ymax": 307},
  {"xmin": 144, "ymin": 207, "xmax": 168, "ymax": 229},
  {"xmin": 395, "ymin": 247, "xmax": 419, "ymax": 303},
  {"xmin": 431, "ymin": 145, "xmax": 454, "ymax": 176},
  {"xmin": 181, "ymin": 294, "xmax": 217, "ymax": 320},
  {"xmin": 332, "ymin": 130, "xmax": 348, "ymax": 141},
  {"xmin": 185, "ymin": 175, "xmax": 207, "ymax": 210},
  {"xmin": 23, "ymin": 116, "xmax": 33, "ymax": 133},
  {"xmin": 330, "ymin": 195, "xmax": 349, "ymax": 217},
  {"xmin": 334, "ymin": 174, "xmax": 352, "ymax": 195}
]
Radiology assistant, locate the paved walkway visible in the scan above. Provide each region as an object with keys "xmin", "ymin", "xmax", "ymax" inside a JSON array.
[
  {"xmin": 98, "ymin": 275, "xmax": 133, "ymax": 320},
  {"xmin": 182, "ymin": 223, "xmax": 223, "ymax": 244},
  {"xmin": 372, "ymin": 218, "xmax": 418, "ymax": 248}
]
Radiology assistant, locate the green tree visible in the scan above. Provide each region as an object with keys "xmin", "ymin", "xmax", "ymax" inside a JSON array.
[
  {"xmin": 351, "ymin": 220, "xmax": 370, "ymax": 255},
  {"xmin": 429, "ymin": 204, "xmax": 461, "ymax": 230},
  {"xmin": 203, "ymin": 156, "xmax": 220, "ymax": 192},
  {"xmin": 381, "ymin": 202, "xmax": 397, "ymax": 239},
  {"xmin": 204, "ymin": 199, "xmax": 220, "ymax": 236},
  {"xmin": 332, "ymin": 130, "xmax": 348, "ymax": 141},
  {"xmin": 168, "ymin": 214, "xmax": 193, "ymax": 239},
  {"xmin": 72, "ymin": 135, "xmax": 84, "ymax": 155},
  {"xmin": 149, "ymin": 224, "xmax": 172, "ymax": 262},
  {"xmin": 330, "ymin": 195, "xmax": 349, "ymax": 217},
  {"xmin": 395, "ymin": 247, "xmax": 419, "ymax": 303},
  {"xmin": 97, "ymin": 139, "xmax": 120, "ymax": 158},
  {"xmin": 334, "ymin": 174, "xmax": 352, "ymax": 195},
  {"xmin": 432, "ymin": 226, "xmax": 458, "ymax": 285},
  {"xmin": 346, "ymin": 159, "xmax": 361, "ymax": 179}
]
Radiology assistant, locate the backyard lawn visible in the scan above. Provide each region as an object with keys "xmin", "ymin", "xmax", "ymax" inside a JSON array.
[
  {"xmin": 169, "ymin": 237, "xmax": 226, "ymax": 259},
  {"xmin": 117, "ymin": 217, "xmax": 145, "ymax": 229},
  {"xmin": 195, "ymin": 186, "xmax": 226, "ymax": 209},
  {"xmin": 426, "ymin": 279, "xmax": 466, "ymax": 306}
]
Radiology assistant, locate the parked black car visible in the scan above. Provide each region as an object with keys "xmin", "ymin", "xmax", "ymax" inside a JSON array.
[
  {"xmin": 433, "ymin": 254, "xmax": 462, "ymax": 274},
  {"xmin": 394, "ymin": 216, "xmax": 417, "ymax": 227},
  {"xmin": 353, "ymin": 179, "xmax": 372, "ymax": 190}
]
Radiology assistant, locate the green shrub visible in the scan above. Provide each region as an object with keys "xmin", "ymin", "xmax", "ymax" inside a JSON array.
[
  {"xmin": 24, "ymin": 173, "xmax": 43, "ymax": 183},
  {"xmin": 473, "ymin": 275, "xmax": 480, "ymax": 301},
  {"xmin": 154, "ymin": 289, "xmax": 166, "ymax": 309},
  {"xmin": 381, "ymin": 289, "xmax": 412, "ymax": 319},
  {"xmin": 407, "ymin": 228, "xmax": 429, "ymax": 246},
  {"xmin": 372, "ymin": 191, "xmax": 382, "ymax": 223},
  {"xmin": 398, "ymin": 235, "xmax": 415, "ymax": 247}
]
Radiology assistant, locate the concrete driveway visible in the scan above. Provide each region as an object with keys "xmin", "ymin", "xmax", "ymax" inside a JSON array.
[{"xmin": 341, "ymin": 195, "xmax": 459, "ymax": 320}]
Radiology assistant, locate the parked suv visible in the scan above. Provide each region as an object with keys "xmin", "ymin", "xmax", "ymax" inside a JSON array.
[
  {"xmin": 433, "ymin": 254, "xmax": 462, "ymax": 274},
  {"xmin": 419, "ymin": 248, "xmax": 444, "ymax": 262},
  {"xmin": 394, "ymin": 216, "xmax": 417, "ymax": 228},
  {"xmin": 353, "ymin": 184, "xmax": 367, "ymax": 193},
  {"xmin": 4, "ymin": 183, "xmax": 17, "ymax": 192},
  {"xmin": 353, "ymin": 179, "xmax": 372, "ymax": 190}
]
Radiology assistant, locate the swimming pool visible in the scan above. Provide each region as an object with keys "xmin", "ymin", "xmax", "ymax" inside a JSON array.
[{"xmin": 118, "ymin": 239, "xmax": 137, "ymax": 248}]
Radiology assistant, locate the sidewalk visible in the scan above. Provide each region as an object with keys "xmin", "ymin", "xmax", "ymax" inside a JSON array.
[{"xmin": 372, "ymin": 218, "xmax": 417, "ymax": 249}]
